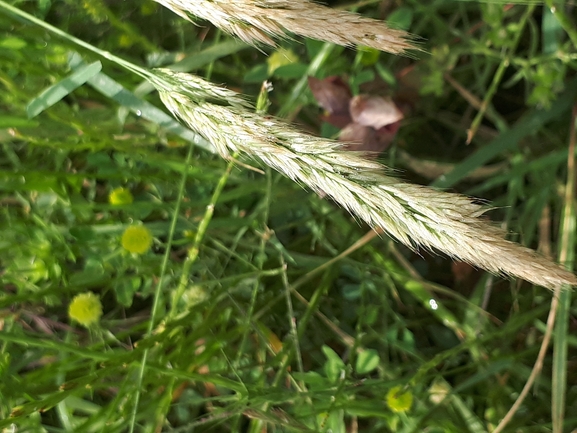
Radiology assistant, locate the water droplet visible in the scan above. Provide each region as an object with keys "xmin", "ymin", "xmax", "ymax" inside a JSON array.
[
  {"xmin": 429, "ymin": 299, "xmax": 438, "ymax": 310},
  {"xmin": 135, "ymin": 110, "xmax": 142, "ymax": 117}
]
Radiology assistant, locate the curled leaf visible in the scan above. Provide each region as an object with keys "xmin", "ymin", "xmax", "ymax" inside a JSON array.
[
  {"xmin": 350, "ymin": 95, "xmax": 404, "ymax": 129},
  {"xmin": 308, "ymin": 76, "xmax": 352, "ymax": 128},
  {"xmin": 307, "ymin": 76, "xmax": 351, "ymax": 115}
]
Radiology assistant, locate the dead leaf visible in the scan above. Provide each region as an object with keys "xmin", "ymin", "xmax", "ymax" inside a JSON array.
[
  {"xmin": 307, "ymin": 76, "xmax": 351, "ymax": 114},
  {"xmin": 339, "ymin": 123, "xmax": 376, "ymax": 150},
  {"xmin": 350, "ymin": 95, "xmax": 404, "ymax": 129},
  {"xmin": 340, "ymin": 122, "xmax": 397, "ymax": 153},
  {"xmin": 308, "ymin": 76, "xmax": 404, "ymax": 155}
]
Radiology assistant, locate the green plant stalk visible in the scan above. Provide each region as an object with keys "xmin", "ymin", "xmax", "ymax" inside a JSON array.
[
  {"xmin": 0, "ymin": 333, "xmax": 118, "ymax": 361},
  {"xmin": 204, "ymin": 29, "xmax": 222, "ymax": 81},
  {"xmin": 129, "ymin": 143, "xmax": 194, "ymax": 433},
  {"xmin": 222, "ymin": 94, "xmax": 275, "ymax": 433},
  {"xmin": 552, "ymin": 282, "xmax": 572, "ymax": 431},
  {"xmin": 171, "ymin": 152, "xmax": 238, "ymax": 317},
  {"xmin": 280, "ymin": 255, "xmax": 305, "ymax": 379},
  {"xmin": 277, "ymin": 42, "xmax": 335, "ymax": 118},
  {"xmin": 248, "ymin": 267, "xmax": 334, "ymax": 433},
  {"xmin": 552, "ymin": 106, "xmax": 577, "ymax": 433},
  {"xmin": 236, "ymin": 84, "xmax": 274, "ymax": 366},
  {"xmin": 152, "ymin": 38, "xmax": 232, "ymax": 431},
  {"xmin": 244, "ymin": 86, "xmax": 281, "ymax": 433},
  {"xmin": 234, "ymin": 202, "xmax": 270, "ymax": 367},
  {"xmin": 55, "ymin": 333, "xmax": 74, "ymax": 431},
  {"xmin": 468, "ymin": 4, "xmax": 536, "ymax": 143}
]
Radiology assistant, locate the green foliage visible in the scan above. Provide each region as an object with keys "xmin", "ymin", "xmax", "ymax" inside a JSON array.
[{"xmin": 0, "ymin": 0, "xmax": 576, "ymax": 432}]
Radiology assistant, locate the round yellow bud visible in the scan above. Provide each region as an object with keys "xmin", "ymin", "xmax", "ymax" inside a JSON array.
[
  {"xmin": 121, "ymin": 225, "xmax": 153, "ymax": 254},
  {"xmin": 109, "ymin": 187, "xmax": 134, "ymax": 206},
  {"xmin": 69, "ymin": 292, "xmax": 103, "ymax": 327},
  {"xmin": 386, "ymin": 385, "xmax": 413, "ymax": 413}
]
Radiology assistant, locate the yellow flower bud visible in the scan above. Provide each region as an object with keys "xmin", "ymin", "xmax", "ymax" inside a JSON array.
[
  {"xmin": 109, "ymin": 187, "xmax": 134, "ymax": 206},
  {"xmin": 386, "ymin": 385, "xmax": 413, "ymax": 413},
  {"xmin": 68, "ymin": 292, "xmax": 102, "ymax": 327},
  {"xmin": 121, "ymin": 225, "xmax": 153, "ymax": 254}
]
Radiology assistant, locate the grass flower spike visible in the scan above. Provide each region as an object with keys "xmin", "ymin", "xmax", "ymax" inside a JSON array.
[
  {"xmin": 154, "ymin": 0, "xmax": 415, "ymax": 54},
  {"xmin": 152, "ymin": 68, "xmax": 577, "ymax": 290}
]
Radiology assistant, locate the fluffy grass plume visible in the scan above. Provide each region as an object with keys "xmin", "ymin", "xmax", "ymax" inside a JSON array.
[
  {"xmin": 151, "ymin": 69, "xmax": 577, "ymax": 290},
  {"xmin": 154, "ymin": 0, "xmax": 415, "ymax": 54}
]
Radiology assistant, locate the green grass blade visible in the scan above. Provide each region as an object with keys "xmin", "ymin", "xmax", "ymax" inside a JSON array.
[
  {"xmin": 277, "ymin": 42, "xmax": 335, "ymax": 119},
  {"xmin": 172, "ymin": 39, "xmax": 249, "ymax": 72},
  {"xmin": 26, "ymin": 61, "xmax": 101, "ymax": 118},
  {"xmin": 552, "ymin": 107, "xmax": 577, "ymax": 433},
  {"xmin": 128, "ymin": 142, "xmax": 195, "ymax": 433},
  {"xmin": 67, "ymin": 53, "xmax": 214, "ymax": 153}
]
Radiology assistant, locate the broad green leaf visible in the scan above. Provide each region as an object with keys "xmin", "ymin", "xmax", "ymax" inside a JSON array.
[
  {"xmin": 355, "ymin": 349, "xmax": 380, "ymax": 375},
  {"xmin": 322, "ymin": 345, "xmax": 345, "ymax": 382},
  {"xmin": 387, "ymin": 7, "xmax": 413, "ymax": 30}
]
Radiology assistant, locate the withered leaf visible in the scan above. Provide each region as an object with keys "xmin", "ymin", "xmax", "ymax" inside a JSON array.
[
  {"xmin": 340, "ymin": 122, "xmax": 397, "ymax": 153},
  {"xmin": 308, "ymin": 75, "xmax": 352, "ymax": 118},
  {"xmin": 349, "ymin": 95, "xmax": 404, "ymax": 129}
]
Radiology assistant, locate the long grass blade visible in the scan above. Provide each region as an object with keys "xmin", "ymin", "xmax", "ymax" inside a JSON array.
[
  {"xmin": 552, "ymin": 105, "xmax": 577, "ymax": 433},
  {"xmin": 26, "ymin": 61, "xmax": 101, "ymax": 118},
  {"xmin": 68, "ymin": 53, "xmax": 213, "ymax": 152}
]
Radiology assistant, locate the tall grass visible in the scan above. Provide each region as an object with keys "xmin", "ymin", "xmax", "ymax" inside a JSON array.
[{"xmin": 0, "ymin": 0, "xmax": 576, "ymax": 432}]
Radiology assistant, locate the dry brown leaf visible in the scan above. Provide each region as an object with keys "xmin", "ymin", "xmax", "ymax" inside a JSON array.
[{"xmin": 350, "ymin": 95, "xmax": 404, "ymax": 129}]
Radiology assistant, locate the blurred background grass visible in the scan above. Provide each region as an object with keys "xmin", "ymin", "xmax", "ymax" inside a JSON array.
[{"xmin": 0, "ymin": 0, "xmax": 576, "ymax": 431}]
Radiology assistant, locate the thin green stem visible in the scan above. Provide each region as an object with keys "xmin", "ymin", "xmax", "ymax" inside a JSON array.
[
  {"xmin": 171, "ymin": 153, "xmax": 238, "ymax": 317},
  {"xmin": 241, "ymin": 155, "xmax": 271, "ymax": 433},
  {"xmin": 467, "ymin": 4, "xmax": 536, "ymax": 143},
  {"xmin": 280, "ymin": 255, "xmax": 305, "ymax": 388},
  {"xmin": 552, "ymin": 104, "xmax": 577, "ymax": 433},
  {"xmin": 205, "ymin": 30, "xmax": 222, "ymax": 81},
  {"xmin": 128, "ymin": 143, "xmax": 194, "ymax": 433},
  {"xmin": 277, "ymin": 42, "xmax": 335, "ymax": 119}
]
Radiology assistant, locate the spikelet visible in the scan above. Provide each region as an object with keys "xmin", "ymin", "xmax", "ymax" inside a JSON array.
[
  {"xmin": 154, "ymin": 0, "xmax": 416, "ymax": 54},
  {"xmin": 151, "ymin": 69, "xmax": 577, "ymax": 290}
]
